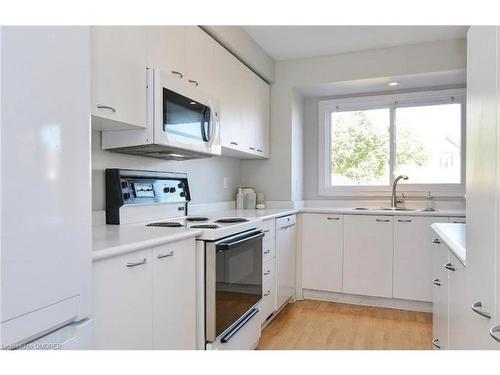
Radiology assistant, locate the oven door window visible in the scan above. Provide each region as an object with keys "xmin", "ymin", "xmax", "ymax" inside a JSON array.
[
  {"xmin": 215, "ymin": 234, "xmax": 262, "ymax": 338},
  {"xmin": 162, "ymin": 88, "xmax": 211, "ymax": 142}
]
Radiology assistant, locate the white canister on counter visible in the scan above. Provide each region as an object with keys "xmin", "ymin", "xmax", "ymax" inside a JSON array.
[
  {"xmin": 256, "ymin": 193, "xmax": 265, "ymax": 209},
  {"xmin": 236, "ymin": 188, "xmax": 244, "ymax": 209},
  {"xmin": 242, "ymin": 188, "xmax": 257, "ymax": 209}
]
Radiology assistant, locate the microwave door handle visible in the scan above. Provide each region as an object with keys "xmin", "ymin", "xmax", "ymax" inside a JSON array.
[{"xmin": 201, "ymin": 107, "xmax": 210, "ymax": 142}]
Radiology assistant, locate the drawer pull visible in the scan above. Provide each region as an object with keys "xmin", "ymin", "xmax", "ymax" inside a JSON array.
[
  {"xmin": 188, "ymin": 79, "xmax": 199, "ymax": 86},
  {"xmin": 490, "ymin": 325, "xmax": 500, "ymax": 343},
  {"xmin": 96, "ymin": 104, "xmax": 116, "ymax": 113},
  {"xmin": 126, "ymin": 258, "xmax": 147, "ymax": 268},
  {"xmin": 327, "ymin": 217, "xmax": 340, "ymax": 221},
  {"xmin": 264, "ymin": 291, "xmax": 271, "ymax": 296},
  {"xmin": 432, "ymin": 238, "xmax": 441, "ymax": 244},
  {"xmin": 264, "ymin": 250, "xmax": 271, "ymax": 254},
  {"xmin": 249, "ymin": 147, "xmax": 256, "ymax": 151},
  {"xmin": 264, "ymin": 270, "xmax": 271, "ymax": 275},
  {"xmin": 444, "ymin": 262, "xmax": 456, "ymax": 272},
  {"xmin": 432, "ymin": 278, "xmax": 441, "ymax": 286},
  {"xmin": 432, "ymin": 338, "xmax": 441, "ymax": 349},
  {"xmin": 471, "ymin": 301, "xmax": 492, "ymax": 319},
  {"xmin": 257, "ymin": 149, "xmax": 263, "ymax": 153},
  {"xmin": 230, "ymin": 141, "xmax": 239, "ymax": 146},
  {"xmin": 171, "ymin": 70, "xmax": 183, "ymax": 78},
  {"xmin": 157, "ymin": 251, "xmax": 174, "ymax": 259},
  {"xmin": 376, "ymin": 219, "xmax": 390, "ymax": 223},
  {"xmin": 397, "ymin": 219, "xmax": 412, "ymax": 223},
  {"xmin": 280, "ymin": 223, "xmax": 296, "ymax": 230}
]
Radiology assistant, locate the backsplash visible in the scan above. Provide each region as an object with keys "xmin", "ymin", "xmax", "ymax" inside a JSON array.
[{"xmin": 91, "ymin": 131, "xmax": 242, "ymax": 211}]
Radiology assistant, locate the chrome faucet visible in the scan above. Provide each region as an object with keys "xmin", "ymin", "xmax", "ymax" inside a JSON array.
[{"xmin": 391, "ymin": 175, "xmax": 409, "ymax": 208}]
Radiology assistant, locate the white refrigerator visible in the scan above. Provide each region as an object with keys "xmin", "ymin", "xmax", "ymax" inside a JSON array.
[{"xmin": 0, "ymin": 26, "xmax": 92, "ymax": 349}]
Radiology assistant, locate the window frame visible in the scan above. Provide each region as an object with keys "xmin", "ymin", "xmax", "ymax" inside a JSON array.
[{"xmin": 318, "ymin": 89, "xmax": 466, "ymax": 197}]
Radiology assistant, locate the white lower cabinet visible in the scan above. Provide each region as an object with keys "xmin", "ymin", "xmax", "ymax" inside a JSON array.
[
  {"xmin": 93, "ymin": 248, "xmax": 153, "ymax": 349},
  {"xmin": 342, "ymin": 215, "xmax": 394, "ymax": 298},
  {"xmin": 393, "ymin": 216, "xmax": 448, "ymax": 302},
  {"xmin": 447, "ymin": 252, "xmax": 468, "ymax": 349},
  {"xmin": 152, "ymin": 240, "xmax": 196, "ymax": 349},
  {"xmin": 301, "ymin": 213, "xmax": 343, "ymax": 293},
  {"xmin": 431, "ymin": 239, "xmax": 449, "ymax": 350},
  {"xmin": 276, "ymin": 215, "xmax": 297, "ymax": 310},
  {"xmin": 261, "ymin": 258, "xmax": 276, "ymax": 324},
  {"xmin": 93, "ymin": 238, "xmax": 197, "ymax": 349}
]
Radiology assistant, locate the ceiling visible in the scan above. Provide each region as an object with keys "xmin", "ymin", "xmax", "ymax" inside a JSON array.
[{"xmin": 243, "ymin": 26, "xmax": 468, "ymax": 61}]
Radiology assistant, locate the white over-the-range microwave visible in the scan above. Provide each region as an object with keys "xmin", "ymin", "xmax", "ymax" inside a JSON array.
[{"xmin": 101, "ymin": 68, "xmax": 221, "ymax": 160}]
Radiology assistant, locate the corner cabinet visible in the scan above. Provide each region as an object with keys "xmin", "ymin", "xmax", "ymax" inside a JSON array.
[{"xmin": 93, "ymin": 238, "xmax": 197, "ymax": 350}]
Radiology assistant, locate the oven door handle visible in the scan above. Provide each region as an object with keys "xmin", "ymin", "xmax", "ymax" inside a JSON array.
[
  {"xmin": 221, "ymin": 308, "xmax": 259, "ymax": 344},
  {"xmin": 216, "ymin": 231, "xmax": 264, "ymax": 250}
]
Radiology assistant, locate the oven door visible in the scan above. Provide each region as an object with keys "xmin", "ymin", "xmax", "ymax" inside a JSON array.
[
  {"xmin": 205, "ymin": 229, "xmax": 263, "ymax": 342},
  {"xmin": 149, "ymin": 68, "xmax": 221, "ymax": 156}
]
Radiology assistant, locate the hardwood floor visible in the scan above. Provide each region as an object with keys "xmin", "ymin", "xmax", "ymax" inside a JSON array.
[{"xmin": 258, "ymin": 300, "xmax": 432, "ymax": 350}]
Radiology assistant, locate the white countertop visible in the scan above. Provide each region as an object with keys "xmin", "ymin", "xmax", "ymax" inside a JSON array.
[
  {"xmin": 300, "ymin": 207, "xmax": 465, "ymax": 217},
  {"xmin": 92, "ymin": 223, "xmax": 202, "ymax": 261},
  {"xmin": 431, "ymin": 223, "xmax": 466, "ymax": 265},
  {"xmin": 92, "ymin": 206, "xmax": 465, "ymax": 261}
]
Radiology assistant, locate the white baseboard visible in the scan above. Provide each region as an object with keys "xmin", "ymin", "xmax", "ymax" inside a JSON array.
[{"xmin": 302, "ymin": 289, "xmax": 432, "ymax": 313}]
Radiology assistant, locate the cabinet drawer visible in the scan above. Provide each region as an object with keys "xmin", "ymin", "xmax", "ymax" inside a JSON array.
[
  {"xmin": 261, "ymin": 220, "xmax": 276, "ymax": 240},
  {"xmin": 263, "ymin": 237, "xmax": 275, "ymax": 263},
  {"xmin": 276, "ymin": 214, "xmax": 296, "ymax": 229},
  {"xmin": 262, "ymin": 258, "xmax": 276, "ymax": 323}
]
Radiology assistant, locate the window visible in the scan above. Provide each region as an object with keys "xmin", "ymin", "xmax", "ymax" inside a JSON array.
[{"xmin": 318, "ymin": 89, "xmax": 465, "ymax": 196}]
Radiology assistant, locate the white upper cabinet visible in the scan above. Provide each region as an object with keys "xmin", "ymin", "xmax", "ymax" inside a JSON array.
[
  {"xmin": 393, "ymin": 216, "xmax": 448, "ymax": 302},
  {"xmin": 301, "ymin": 213, "xmax": 343, "ymax": 293},
  {"xmin": 343, "ymin": 215, "xmax": 394, "ymax": 298},
  {"xmin": 91, "ymin": 26, "xmax": 148, "ymax": 130},
  {"xmin": 184, "ymin": 26, "xmax": 215, "ymax": 92},
  {"xmin": 146, "ymin": 26, "xmax": 185, "ymax": 78}
]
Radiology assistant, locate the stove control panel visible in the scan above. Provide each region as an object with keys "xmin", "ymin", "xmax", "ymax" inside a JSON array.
[{"xmin": 105, "ymin": 169, "xmax": 191, "ymax": 224}]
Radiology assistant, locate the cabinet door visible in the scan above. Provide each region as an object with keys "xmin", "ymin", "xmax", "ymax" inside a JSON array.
[
  {"xmin": 431, "ymin": 238, "xmax": 449, "ymax": 350},
  {"xmin": 213, "ymin": 42, "xmax": 243, "ymax": 149},
  {"xmin": 448, "ymin": 252, "xmax": 469, "ymax": 349},
  {"xmin": 93, "ymin": 249, "xmax": 153, "ymax": 349},
  {"xmin": 254, "ymin": 76, "xmax": 270, "ymax": 157},
  {"xmin": 152, "ymin": 239, "xmax": 196, "ymax": 350},
  {"xmin": 302, "ymin": 214, "xmax": 343, "ymax": 293},
  {"xmin": 393, "ymin": 216, "xmax": 448, "ymax": 302},
  {"xmin": 261, "ymin": 258, "xmax": 277, "ymax": 324},
  {"xmin": 146, "ymin": 26, "xmax": 185, "ymax": 77},
  {"xmin": 91, "ymin": 26, "xmax": 147, "ymax": 129},
  {"xmin": 343, "ymin": 215, "xmax": 393, "ymax": 298},
  {"xmin": 466, "ymin": 26, "xmax": 499, "ymax": 349},
  {"xmin": 276, "ymin": 215, "xmax": 297, "ymax": 309},
  {"xmin": 184, "ymin": 26, "xmax": 215, "ymax": 92}
]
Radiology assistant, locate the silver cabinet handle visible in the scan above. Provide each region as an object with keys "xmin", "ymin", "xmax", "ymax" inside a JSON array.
[
  {"xmin": 157, "ymin": 251, "xmax": 174, "ymax": 259},
  {"xmin": 230, "ymin": 141, "xmax": 239, "ymax": 146},
  {"xmin": 327, "ymin": 217, "xmax": 340, "ymax": 221},
  {"xmin": 444, "ymin": 262, "xmax": 456, "ymax": 272},
  {"xmin": 397, "ymin": 219, "xmax": 412, "ymax": 223},
  {"xmin": 126, "ymin": 258, "xmax": 147, "ymax": 268},
  {"xmin": 188, "ymin": 79, "xmax": 199, "ymax": 86},
  {"xmin": 432, "ymin": 278, "xmax": 441, "ymax": 286},
  {"xmin": 376, "ymin": 219, "xmax": 390, "ymax": 222},
  {"xmin": 264, "ymin": 291, "xmax": 271, "ymax": 296},
  {"xmin": 490, "ymin": 325, "xmax": 500, "ymax": 343},
  {"xmin": 257, "ymin": 149, "xmax": 263, "ymax": 153},
  {"xmin": 280, "ymin": 223, "xmax": 296, "ymax": 230},
  {"xmin": 249, "ymin": 147, "xmax": 256, "ymax": 151},
  {"xmin": 471, "ymin": 301, "xmax": 492, "ymax": 319},
  {"xmin": 433, "ymin": 238, "xmax": 441, "ymax": 244},
  {"xmin": 264, "ymin": 250, "xmax": 271, "ymax": 254},
  {"xmin": 432, "ymin": 338, "xmax": 441, "ymax": 349},
  {"xmin": 263, "ymin": 229, "xmax": 271, "ymax": 233},
  {"xmin": 264, "ymin": 270, "xmax": 271, "ymax": 275},
  {"xmin": 171, "ymin": 70, "xmax": 183, "ymax": 78},
  {"xmin": 96, "ymin": 104, "xmax": 116, "ymax": 113}
]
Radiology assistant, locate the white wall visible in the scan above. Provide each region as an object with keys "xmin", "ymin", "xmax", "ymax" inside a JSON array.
[
  {"xmin": 92, "ymin": 131, "xmax": 241, "ymax": 211},
  {"xmin": 241, "ymin": 39, "xmax": 467, "ymax": 204}
]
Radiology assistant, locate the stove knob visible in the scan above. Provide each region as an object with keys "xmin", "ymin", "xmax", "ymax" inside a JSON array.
[
  {"xmin": 169, "ymin": 187, "xmax": 176, "ymax": 193},
  {"xmin": 123, "ymin": 192, "xmax": 130, "ymax": 200},
  {"xmin": 180, "ymin": 192, "xmax": 186, "ymax": 197},
  {"xmin": 178, "ymin": 182, "xmax": 185, "ymax": 189},
  {"xmin": 163, "ymin": 187, "xmax": 169, "ymax": 193}
]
